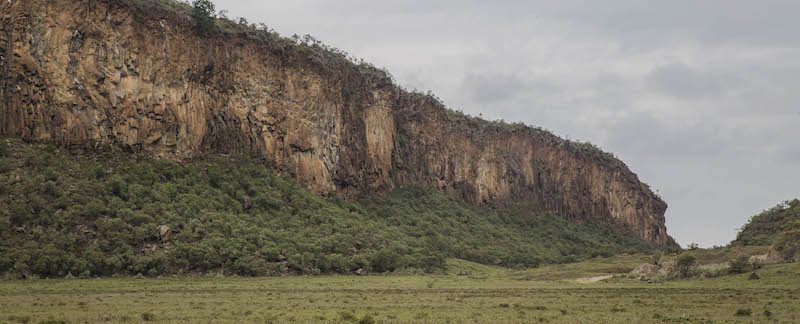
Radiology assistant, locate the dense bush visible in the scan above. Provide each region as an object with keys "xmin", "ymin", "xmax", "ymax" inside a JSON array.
[
  {"xmin": 728, "ymin": 256, "xmax": 751, "ymax": 274},
  {"xmin": 674, "ymin": 254, "xmax": 696, "ymax": 278},
  {"xmin": 191, "ymin": 0, "xmax": 216, "ymax": 35},
  {"xmin": 733, "ymin": 199, "xmax": 800, "ymax": 246},
  {"xmin": 0, "ymin": 139, "xmax": 654, "ymax": 278}
]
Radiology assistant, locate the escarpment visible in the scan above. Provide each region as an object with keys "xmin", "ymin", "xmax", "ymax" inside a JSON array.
[{"xmin": 0, "ymin": 0, "xmax": 671, "ymax": 245}]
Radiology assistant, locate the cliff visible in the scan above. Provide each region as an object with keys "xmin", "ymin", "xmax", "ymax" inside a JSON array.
[{"xmin": 0, "ymin": 0, "xmax": 671, "ymax": 245}]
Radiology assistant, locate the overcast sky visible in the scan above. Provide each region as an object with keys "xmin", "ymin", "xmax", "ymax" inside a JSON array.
[{"xmin": 219, "ymin": 0, "xmax": 800, "ymax": 247}]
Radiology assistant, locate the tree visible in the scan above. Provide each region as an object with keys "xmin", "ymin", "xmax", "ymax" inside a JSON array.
[
  {"xmin": 728, "ymin": 256, "xmax": 750, "ymax": 274},
  {"xmin": 675, "ymin": 254, "xmax": 696, "ymax": 278},
  {"xmin": 191, "ymin": 0, "xmax": 216, "ymax": 35},
  {"xmin": 652, "ymin": 251, "xmax": 662, "ymax": 265}
]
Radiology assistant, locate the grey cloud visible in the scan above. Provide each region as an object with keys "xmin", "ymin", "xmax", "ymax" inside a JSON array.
[
  {"xmin": 461, "ymin": 73, "xmax": 560, "ymax": 104},
  {"xmin": 604, "ymin": 111, "xmax": 725, "ymax": 158},
  {"xmin": 548, "ymin": 0, "xmax": 800, "ymax": 46},
  {"xmin": 645, "ymin": 63, "xmax": 725, "ymax": 99},
  {"xmin": 778, "ymin": 146, "xmax": 800, "ymax": 164}
]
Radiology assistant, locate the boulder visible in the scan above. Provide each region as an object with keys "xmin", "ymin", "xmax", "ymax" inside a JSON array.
[
  {"xmin": 630, "ymin": 263, "xmax": 660, "ymax": 279},
  {"xmin": 748, "ymin": 254, "xmax": 769, "ymax": 264},
  {"xmin": 157, "ymin": 225, "xmax": 172, "ymax": 243},
  {"xmin": 769, "ymin": 224, "xmax": 800, "ymax": 262},
  {"xmin": 141, "ymin": 243, "xmax": 159, "ymax": 253},
  {"xmin": 630, "ymin": 261, "xmax": 674, "ymax": 280},
  {"xmin": 243, "ymin": 195, "xmax": 252, "ymax": 210},
  {"xmin": 355, "ymin": 268, "xmax": 368, "ymax": 276}
]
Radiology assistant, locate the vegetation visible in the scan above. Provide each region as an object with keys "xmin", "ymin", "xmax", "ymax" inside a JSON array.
[
  {"xmin": 727, "ymin": 255, "xmax": 752, "ymax": 274},
  {"xmin": 190, "ymin": 0, "xmax": 216, "ymax": 35},
  {"xmin": 0, "ymin": 139, "xmax": 653, "ymax": 278},
  {"xmin": 674, "ymin": 254, "xmax": 696, "ymax": 278},
  {"xmin": 771, "ymin": 220, "xmax": 800, "ymax": 262},
  {"xmin": 682, "ymin": 245, "xmax": 770, "ymax": 265},
  {"xmin": 651, "ymin": 251, "xmax": 661, "ymax": 265},
  {"xmin": 1, "ymin": 257, "xmax": 798, "ymax": 323},
  {"xmin": 733, "ymin": 199, "xmax": 800, "ymax": 246}
]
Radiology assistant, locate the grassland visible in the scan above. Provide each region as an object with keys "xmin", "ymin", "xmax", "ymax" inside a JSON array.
[{"xmin": 1, "ymin": 256, "xmax": 798, "ymax": 323}]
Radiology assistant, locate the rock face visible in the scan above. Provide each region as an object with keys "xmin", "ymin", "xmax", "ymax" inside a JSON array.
[
  {"xmin": 157, "ymin": 224, "xmax": 172, "ymax": 244},
  {"xmin": 0, "ymin": 0, "xmax": 671, "ymax": 245},
  {"xmin": 769, "ymin": 220, "xmax": 800, "ymax": 262}
]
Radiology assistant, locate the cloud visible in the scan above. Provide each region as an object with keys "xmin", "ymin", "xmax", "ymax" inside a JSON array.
[
  {"xmin": 645, "ymin": 63, "xmax": 724, "ymax": 99},
  {"xmin": 461, "ymin": 73, "xmax": 560, "ymax": 104},
  {"xmin": 547, "ymin": 0, "xmax": 800, "ymax": 46}
]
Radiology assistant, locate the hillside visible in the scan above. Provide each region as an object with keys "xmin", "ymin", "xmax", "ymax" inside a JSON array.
[
  {"xmin": 0, "ymin": 139, "xmax": 655, "ymax": 278},
  {"xmin": 733, "ymin": 199, "xmax": 800, "ymax": 246},
  {"xmin": 0, "ymin": 0, "xmax": 673, "ymax": 245}
]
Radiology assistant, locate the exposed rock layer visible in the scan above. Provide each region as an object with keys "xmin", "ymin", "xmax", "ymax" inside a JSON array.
[{"xmin": 0, "ymin": 0, "xmax": 671, "ymax": 245}]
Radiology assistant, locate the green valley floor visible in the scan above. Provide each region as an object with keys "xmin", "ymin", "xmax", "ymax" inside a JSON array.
[{"xmin": 1, "ymin": 256, "xmax": 798, "ymax": 323}]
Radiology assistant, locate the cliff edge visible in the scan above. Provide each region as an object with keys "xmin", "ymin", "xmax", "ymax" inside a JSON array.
[{"xmin": 0, "ymin": 0, "xmax": 672, "ymax": 245}]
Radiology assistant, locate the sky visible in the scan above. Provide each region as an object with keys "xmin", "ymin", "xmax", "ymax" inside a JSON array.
[{"xmin": 218, "ymin": 0, "xmax": 800, "ymax": 247}]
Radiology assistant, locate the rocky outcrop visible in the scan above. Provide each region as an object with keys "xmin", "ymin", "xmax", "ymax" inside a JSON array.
[
  {"xmin": 769, "ymin": 220, "xmax": 800, "ymax": 262},
  {"xmin": 0, "ymin": 0, "xmax": 671, "ymax": 245}
]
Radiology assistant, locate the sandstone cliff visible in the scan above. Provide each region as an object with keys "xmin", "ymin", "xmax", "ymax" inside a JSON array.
[{"xmin": 0, "ymin": 0, "xmax": 671, "ymax": 245}]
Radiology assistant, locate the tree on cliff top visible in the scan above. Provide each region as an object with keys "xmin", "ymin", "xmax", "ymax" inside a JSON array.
[{"xmin": 192, "ymin": 0, "xmax": 216, "ymax": 35}]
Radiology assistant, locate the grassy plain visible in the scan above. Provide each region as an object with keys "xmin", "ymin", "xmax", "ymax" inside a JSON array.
[{"xmin": 1, "ymin": 255, "xmax": 798, "ymax": 323}]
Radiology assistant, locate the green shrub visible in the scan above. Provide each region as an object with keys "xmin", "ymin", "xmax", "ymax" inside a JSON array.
[
  {"xmin": 358, "ymin": 314, "xmax": 375, "ymax": 324},
  {"xmin": 6, "ymin": 316, "xmax": 31, "ymax": 324},
  {"xmin": 339, "ymin": 311, "xmax": 356, "ymax": 321},
  {"xmin": 728, "ymin": 256, "xmax": 750, "ymax": 274},
  {"xmin": 675, "ymin": 254, "xmax": 696, "ymax": 278},
  {"xmin": 38, "ymin": 319, "xmax": 67, "ymax": 324},
  {"xmin": 652, "ymin": 251, "xmax": 662, "ymax": 265},
  {"xmin": 141, "ymin": 312, "xmax": 155, "ymax": 321},
  {"xmin": 0, "ymin": 160, "xmax": 11, "ymax": 174},
  {"xmin": 191, "ymin": 0, "xmax": 216, "ymax": 35},
  {"xmin": 319, "ymin": 254, "xmax": 348, "ymax": 273}
]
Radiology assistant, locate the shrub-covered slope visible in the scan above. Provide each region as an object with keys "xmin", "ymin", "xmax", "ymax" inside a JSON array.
[
  {"xmin": 733, "ymin": 199, "xmax": 800, "ymax": 246},
  {"xmin": 0, "ymin": 139, "xmax": 653, "ymax": 278}
]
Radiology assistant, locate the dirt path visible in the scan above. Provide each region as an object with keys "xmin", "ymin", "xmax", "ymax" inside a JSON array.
[{"xmin": 574, "ymin": 275, "xmax": 614, "ymax": 283}]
